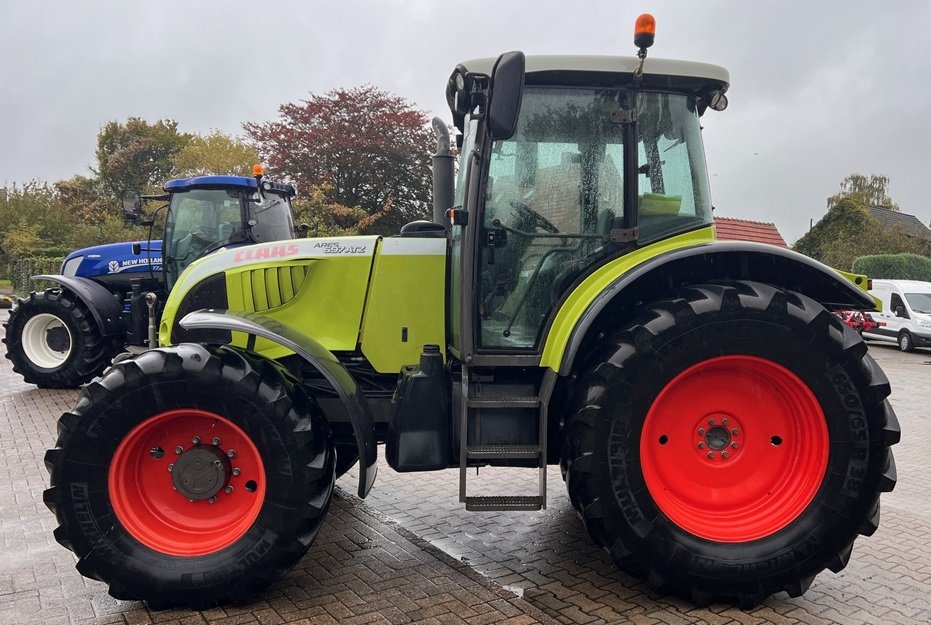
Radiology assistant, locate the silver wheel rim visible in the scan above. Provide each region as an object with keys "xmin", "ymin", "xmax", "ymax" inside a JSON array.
[{"xmin": 21, "ymin": 313, "xmax": 73, "ymax": 369}]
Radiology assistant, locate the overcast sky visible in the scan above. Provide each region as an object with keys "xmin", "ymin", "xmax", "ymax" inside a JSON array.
[{"xmin": 2, "ymin": 0, "xmax": 929, "ymax": 244}]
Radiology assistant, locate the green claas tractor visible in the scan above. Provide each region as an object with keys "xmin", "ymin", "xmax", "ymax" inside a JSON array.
[{"xmin": 44, "ymin": 16, "xmax": 898, "ymax": 610}]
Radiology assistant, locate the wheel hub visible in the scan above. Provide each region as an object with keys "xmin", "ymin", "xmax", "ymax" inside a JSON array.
[
  {"xmin": 694, "ymin": 414, "xmax": 743, "ymax": 461},
  {"xmin": 46, "ymin": 325, "xmax": 71, "ymax": 352},
  {"xmin": 171, "ymin": 445, "xmax": 231, "ymax": 500}
]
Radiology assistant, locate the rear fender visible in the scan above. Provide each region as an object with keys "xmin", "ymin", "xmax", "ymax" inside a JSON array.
[
  {"xmin": 546, "ymin": 241, "xmax": 876, "ymax": 374},
  {"xmin": 32, "ymin": 275, "xmax": 125, "ymax": 336},
  {"xmin": 179, "ymin": 309, "xmax": 377, "ymax": 498}
]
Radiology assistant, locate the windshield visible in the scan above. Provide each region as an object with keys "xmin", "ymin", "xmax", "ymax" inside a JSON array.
[
  {"xmin": 905, "ymin": 292, "xmax": 931, "ymax": 313},
  {"xmin": 249, "ymin": 191, "xmax": 296, "ymax": 243},
  {"xmin": 165, "ymin": 188, "xmax": 244, "ymax": 288},
  {"xmin": 478, "ymin": 87, "xmax": 712, "ymax": 349}
]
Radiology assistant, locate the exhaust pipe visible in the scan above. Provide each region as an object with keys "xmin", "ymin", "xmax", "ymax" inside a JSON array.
[{"xmin": 431, "ymin": 117, "xmax": 454, "ymax": 227}]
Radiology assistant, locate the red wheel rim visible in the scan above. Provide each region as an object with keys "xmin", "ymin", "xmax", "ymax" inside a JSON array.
[
  {"xmin": 109, "ymin": 409, "xmax": 266, "ymax": 556},
  {"xmin": 640, "ymin": 355, "xmax": 828, "ymax": 542}
]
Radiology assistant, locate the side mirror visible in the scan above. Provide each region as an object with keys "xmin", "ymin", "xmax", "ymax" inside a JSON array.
[
  {"xmin": 894, "ymin": 305, "xmax": 908, "ymax": 318},
  {"xmin": 487, "ymin": 51, "xmax": 525, "ymax": 140},
  {"xmin": 298, "ymin": 223, "xmax": 311, "ymax": 237},
  {"xmin": 121, "ymin": 190, "xmax": 142, "ymax": 221}
]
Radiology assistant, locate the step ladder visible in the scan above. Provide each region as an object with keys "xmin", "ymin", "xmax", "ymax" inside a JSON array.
[{"xmin": 458, "ymin": 366, "xmax": 556, "ymax": 511}]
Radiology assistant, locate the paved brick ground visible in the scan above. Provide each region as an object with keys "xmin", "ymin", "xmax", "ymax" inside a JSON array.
[{"xmin": 1, "ymin": 306, "xmax": 929, "ymax": 625}]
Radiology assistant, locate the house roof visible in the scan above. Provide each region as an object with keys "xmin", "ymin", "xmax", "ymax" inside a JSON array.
[
  {"xmin": 867, "ymin": 206, "xmax": 931, "ymax": 240},
  {"xmin": 714, "ymin": 216, "xmax": 788, "ymax": 248}
]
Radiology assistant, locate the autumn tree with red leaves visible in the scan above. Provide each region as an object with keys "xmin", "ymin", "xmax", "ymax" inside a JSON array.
[{"xmin": 244, "ymin": 86, "xmax": 434, "ymax": 234}]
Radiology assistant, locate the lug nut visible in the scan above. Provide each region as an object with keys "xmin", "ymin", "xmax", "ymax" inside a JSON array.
[
  {"xmin": 232, "ymin": 468, "xmax": 241, "ymax": 476},
  {"xmin": 227, "ymin": 449, "xmax": 236, "ymax": 458},
  {"xmin": 731, "ymin": 428, "xmax": 739, "ymax": 435},
  {"xmin": 722, "ymin": 451, "xmax": 730, "ymax": 459},
  {"xmin": 731, "ymin": 442, "xmax": 738, "ymax": 449},
  {"xmin": 698, "ymin": 428, "xmax": 705, "ymax": 435},
  {"xmin": 208, "ymin": 497, "xmax": 216, "ymax": 504},
  {"xmin": 708, "ymin": 419, "xmax": 715, "ymax": 426},
  {"xmin": 225, "ymin": 485, "xmax": 234, "ymax": 494},
  {"xmin": 192, "ymin": 436, "xmax": 201, "ymax": 445},
  {"xmin": 212, "ymin": 437, "xmax": 221, "ymax": 446},
  {"xmin": 707, "ymin": 451, "xmax": 714, "ymax": 458},
  {"xmin": 175, "ymin": 446, "xmax": 184, "ymax": 455},
  {"xmin": 167, "ymin": 463, "xmax": 174, "ymax": 472},
  {"xmin": 722, "ymin": 418, "xmax": 729, "ymax": 426},
  {"xmin": 698, "ymin": 442, "xmax": 705, "ymax": 449}
]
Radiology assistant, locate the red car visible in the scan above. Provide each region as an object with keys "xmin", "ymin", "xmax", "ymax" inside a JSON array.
[{"xmin": 835, "ymin": 310, "xmax": 885, "ymax": 334}]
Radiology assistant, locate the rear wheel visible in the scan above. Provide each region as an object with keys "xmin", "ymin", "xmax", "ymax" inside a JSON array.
[
  {"xmin": 3, "ymin": 288, "xmax": 114, "ymax": 388},
  {"xmin": 898, "ymin": 331, "xmax": 914, "ymax": 352},
  {"xmin": 563, "ymin": 282, "xmax": 899, "ymax": 606},
  {"xmin": 44, "ymin": 344, "xmax": 335, "ymax": 609}
]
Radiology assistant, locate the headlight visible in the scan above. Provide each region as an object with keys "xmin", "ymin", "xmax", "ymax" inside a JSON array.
[{"xmin": 61, "ymin": 256, "xmax": 83, "ymax": 277}]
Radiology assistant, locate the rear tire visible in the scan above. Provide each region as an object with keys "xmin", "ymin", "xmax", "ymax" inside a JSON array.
[
  {"xmin": 3, "ymin": 288, "xmax": 114, "ymax": 388},
  {"xmin": 562, "ymin": 282, "xmax": 899, "ymax": 606},
  {"xmin": 43, "ymin": 344, "xmax": 335, "ymax": 609},
  {"xmin": 898, "ymin": 331, "xmax": 914, "ymax": 352}
]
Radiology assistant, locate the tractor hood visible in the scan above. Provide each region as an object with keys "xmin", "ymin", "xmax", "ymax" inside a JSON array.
[
  {"xmin": 159, "ymin": 236, "xmax": 380, "ymax": 353},
  {"xmin": 61, "ymin": 240, "xmax": 163, "ymax": 279}
]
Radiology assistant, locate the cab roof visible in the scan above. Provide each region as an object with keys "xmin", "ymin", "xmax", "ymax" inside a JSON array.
[
  {"xmin": 163, "ymin": 175, "xmax": 295, "ymax": 196},
  {"xmin": 456, "ymin": 55, "xmax": 729, "ymax": 90}
]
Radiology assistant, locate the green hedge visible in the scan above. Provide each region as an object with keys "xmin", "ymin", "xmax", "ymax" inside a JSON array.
[
  {"xmin": 852, "ymin": 253, "xmax": 931, "ymax": 281},
  {"xmin": 9, "ymin": 257, "xmax": 65, "ymax": 294}
]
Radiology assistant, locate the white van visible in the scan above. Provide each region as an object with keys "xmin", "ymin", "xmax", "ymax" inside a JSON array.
[{"xmin": 862, "ymin": 279, "xmax": 931, "ymax": 352}]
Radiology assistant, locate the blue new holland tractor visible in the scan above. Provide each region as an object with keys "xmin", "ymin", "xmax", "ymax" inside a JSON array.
[{"xmin": 3, "ymin": 170, "xmax": 298, "ymax": 387}]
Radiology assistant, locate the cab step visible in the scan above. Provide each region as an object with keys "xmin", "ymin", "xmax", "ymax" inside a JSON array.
[
  {"xmin": 466, "ymin": 445, "xmax": 540, "ymax": 460},
  {"xmin": 467, "ymin": 396, "xmax": 540, "ymax": 408},
  {"xmin": 464, "ymin": 495, "xmax": 544, "ymax": 511}
]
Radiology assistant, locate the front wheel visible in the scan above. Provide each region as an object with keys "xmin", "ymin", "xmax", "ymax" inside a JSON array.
[
  {"xmin": 3, "ymin": 288, "xmax": 114, "ymax": 387},
  {"xmin": 563, "ymin": 282, "xmax": 899, "ymax": 606},
  {"xmin": 898, "ymin": 331, "xmax": 914, "ymax": 352},
  {"xmin": 43, "ymin": 344, "xmax": 335, "ymax": 609}
]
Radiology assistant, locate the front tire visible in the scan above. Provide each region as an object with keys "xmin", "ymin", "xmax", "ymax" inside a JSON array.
[
  {"xmin": 43, "ymin": 344, "xmax": 335, "ymax": 609},
  {"xmin": 3, "ymin": 288, "xmax": 114, "ymax": 388},
  {"xmin": 563, "ymin": 282, "xmax": 899, "ymax": 605},
  {"xmin": 898, "ymin": 331, "xmax": 914, "ymax": 352}
]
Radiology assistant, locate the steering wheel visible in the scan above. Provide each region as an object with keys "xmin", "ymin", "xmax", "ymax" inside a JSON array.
[{"xmin": 509, "ymin": 200, "xmax": 559, "ymax": 234}]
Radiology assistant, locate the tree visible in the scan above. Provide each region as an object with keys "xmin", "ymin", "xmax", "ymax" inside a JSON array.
[
  {"xmin": 794, "ymin": 198, "xmax": 922, "ymax": 270},
  {"xmin": 172, "ymin": 130, "xmax": 260, "ymax": 177},
  {"xmin": 244, "ymin": 86, "xmax": 434, "ymax": 233},
  {"xmin": 0, "ymin": 181, "xmax": 71, "ymax": 259},
  {"xmin": 293, "ymin": 183, "xmax": 390, "ymax": 237},
  {"xmin": 55, "ymin": 175, "xmax": 112, "ymax": 224},
  {"xmin": 827, "ymin": 173, "xmax": 899, "ymax": 211},
  {"xmin": 95, "ymin": 118, "xmax": 191, "ymax": 195}
]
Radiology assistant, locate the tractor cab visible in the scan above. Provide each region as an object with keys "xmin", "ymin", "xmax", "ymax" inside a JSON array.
[
  {"xmin": 125, "ymin": 169, "xmax": 298, "ymax": 290},
  {"xmin": 445, "ymin": 50, "xmax": 729, "ymax": 355},
  {"xmin": 162, "ymin": 175, "xmax": 297, "ymax": 288}
]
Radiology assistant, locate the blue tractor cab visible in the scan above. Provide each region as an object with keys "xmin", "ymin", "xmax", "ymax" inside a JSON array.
[{"xmin": 3, "ymin": 170, "xmax": 298, "ymax": 388}]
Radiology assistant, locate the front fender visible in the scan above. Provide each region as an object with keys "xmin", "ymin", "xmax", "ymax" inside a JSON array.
[
  {"xmin": 179, "ymin": 309, "xmax": 377, "ymax": 498},
  {"xmin": 543, "ymin": 240, "xmax": 876, "ymax": 374},
  {"xmin": 32, "ymin": 275, "xmax": 124, "ymax": 336}
]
